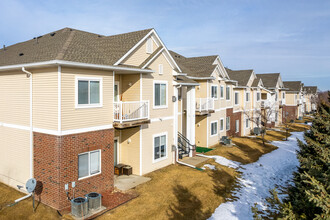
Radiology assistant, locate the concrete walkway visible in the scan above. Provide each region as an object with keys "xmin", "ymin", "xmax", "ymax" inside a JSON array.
[
  {"xmin": 180, "ymin": 156, "xmax": 209, "ymax": 166},
  {"xmin": 114, "ymin": 175, "xmax": 151, "ymax": 191}
]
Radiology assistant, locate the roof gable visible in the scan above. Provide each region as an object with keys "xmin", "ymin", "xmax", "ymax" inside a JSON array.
[
  {"xmin": 226, "ymin": 68, "xmax": 254, "ymax": 87},
  {"xmin": 283, "ymin": 81, "xmax": 303, "ymax": 92},
  {"xmin": 256, "ymin": 73, "xmax": 281, "ymax": 89}
]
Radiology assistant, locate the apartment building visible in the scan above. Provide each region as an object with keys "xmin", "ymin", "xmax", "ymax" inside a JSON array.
[
  {"xmin": 0, "ymin": 27, "xmax": 198, "ymax": 210},
  {"xmin": 170, "ymin": 51, "xmax": 237, "ymax": 148},
  {"xmin": 283, "ymin": 81, "xmax": 304, "ymax": 121},
  {"xmin": 226, "ymin": 69, "xmax": 263, "ymax": 136},
  {"xmin": 303, "ymin": 86, "xmax": 318, "ymax": 113},
  {"xmin": 256, "ymin": 73, "xmax": 286, "ymax": 126}
]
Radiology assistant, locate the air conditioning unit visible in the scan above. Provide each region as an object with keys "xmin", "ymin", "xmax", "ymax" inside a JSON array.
[
  {"xmin": 86, "ymin": 192, "xmax": 102, "ymax": 211},
  {"xmin": 71, "ymin": 197, "xmax": 88, "ymax": 218},
  {"xmin": 254, "ymin": 127, "xmax": 261, "ymax": 135}
]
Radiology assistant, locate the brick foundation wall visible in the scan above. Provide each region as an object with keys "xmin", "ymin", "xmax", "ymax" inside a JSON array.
[
  {"xmin": 282, "ymin": 105, "xmax": 297, "ymax": 122},
  {"xmin": 34, "ymin": 129, "xmax": 114, "ymax": 210},
  {"xmin": 226, "ymin": 108, "xmax": 242, "ymax": 137}
]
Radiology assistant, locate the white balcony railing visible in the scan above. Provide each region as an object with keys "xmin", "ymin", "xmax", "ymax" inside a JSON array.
[
  {"xmin": 297, "ymin": 99, "xmax": 302, "ymax": 105},
  {"xmin": 279, "ymin": 99, "xmax": 285, "ymax": 105},
  {"xmin": 114, "ymin": 101, "xmax": 149, "ymax": 123},
  {"xmin": 196, "ymin": 98, "xmax": 214, "ymax": 112},
  {"xmin": 261, "ymin": 100, "xmax": 271, "ymax": 108}
]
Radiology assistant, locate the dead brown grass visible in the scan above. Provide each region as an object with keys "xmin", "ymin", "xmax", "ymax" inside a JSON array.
[
  {"xmin": 98, "ymin": 162, "xmax": 238, "ymax": 220},
  {"xmin": 0, "ymin": 182, "xmax": 59, "ymax": 220},
  {"xmin": 278, "ymin": 123, "xmax": 310, "ymax": 132}
]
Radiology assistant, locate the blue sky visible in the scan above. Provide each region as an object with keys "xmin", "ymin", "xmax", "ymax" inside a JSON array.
[{"xmin": 1, "ymin": 0, "xmax": 329, "ymax": 90}]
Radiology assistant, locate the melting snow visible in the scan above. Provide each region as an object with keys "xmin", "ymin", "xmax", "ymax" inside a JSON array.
[
  {"xmin": 198, "ymin": 154, "xmax": 240, "ymax": 169},
  {"xmin": 202, "ymin": 164, "xmax": 217, "ymax": 170},
  {"xmin": 209, "ymin": 132, "xmax": 304, "ymax": 220}
]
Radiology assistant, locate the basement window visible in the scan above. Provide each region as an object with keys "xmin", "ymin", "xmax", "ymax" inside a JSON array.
[
  {"xmin": 210, "ymin": 121, "xmax": 218, "ymax": 136},
  {"xmin": 153, "ymin": 133, "xmax": 167, "ymax": 162},
  {"xmin": 78, "ymin": 150, "xmax": 101, "ymax": 179}
]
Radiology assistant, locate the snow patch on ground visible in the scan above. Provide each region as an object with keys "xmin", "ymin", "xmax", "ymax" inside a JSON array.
[
  {"xmin": 202, "ymin": 164, "xmax": 217, "ymax": 170},
  {"xmin": 209, "ymin": 132, "xmax": 304, "ymax": 220},
  {"xmin": 200, "ymin": 155, "xmax": 240, "ymax": 169}
]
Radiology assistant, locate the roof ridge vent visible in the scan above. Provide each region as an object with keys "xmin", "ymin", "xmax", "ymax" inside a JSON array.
[{"xmin": 50, "ymin": 32, "xmax": 56, "ymax": 37}]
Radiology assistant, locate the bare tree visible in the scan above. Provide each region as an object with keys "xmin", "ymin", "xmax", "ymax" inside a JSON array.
[{"xmin": 243, "ymin": 102, "xmax": 279, "ymax": 146}]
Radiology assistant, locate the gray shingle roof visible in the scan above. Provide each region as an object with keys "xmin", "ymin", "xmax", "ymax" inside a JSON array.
[
  {"xmin": 283, "ymin": 81, "xmax": 303, "ymax": 92},
  {"xmin": 251, "ymin": 77, "xmax": 261, "ymax": 87},
  {"xmin": 175, "ymin": 75, "xmax": 199, "ymax": 85},
  {"xmin": 255, "ymin": 73, "xmax": 280, "ymax": 88},
  {"xmin": 303, "ymin": 86, "xmax": 317, "ymax": 94},
  {"xmin": 225, "ymin": 68, "xmax": 253, "ymax": 86},
  {"xmin": 0, "ymin": 27, "xmax": 153, "ymax": 67},
  {"xmin": 169, "ymin": 51, "xmax": 217, "ymax": 77}
]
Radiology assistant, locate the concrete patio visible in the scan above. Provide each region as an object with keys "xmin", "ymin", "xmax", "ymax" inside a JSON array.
[
  {"xmin": 114, "ymin": 175, "xmax": 151, "ymax": 191},
  {"xmin": 179, "ymin": 156, "xmax": 209, "ymax": 166}
]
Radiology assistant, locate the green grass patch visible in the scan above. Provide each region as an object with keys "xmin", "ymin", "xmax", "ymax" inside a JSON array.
[{"xmin": 196, "ymin": 146, "xmax": 214, "ymax": 153}]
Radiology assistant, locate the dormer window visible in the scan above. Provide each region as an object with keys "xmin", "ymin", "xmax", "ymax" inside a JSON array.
[{"xmin": 146, "ymin": 38, "xmax": 153, "ymax": 54}]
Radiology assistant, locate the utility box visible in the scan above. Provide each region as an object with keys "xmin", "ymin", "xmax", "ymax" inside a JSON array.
[
  {"xmin": 114, "ymin": 164, "xmax": 125, "ymax": 176},
  {"xmin": 123, "ymin": 165, "xmax": 132, "ymax": 175}
]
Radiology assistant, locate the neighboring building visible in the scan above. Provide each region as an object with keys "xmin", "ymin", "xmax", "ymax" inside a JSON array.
[
  {"xmin": 0, "ymin": 27, "xmax": 196, "ymax": 210},
  {"xmin": 170, "ymin": 51, "xmax": 236, "ymax": 147},
  {"xmin": 226, "ymin": 69, "xmax": 261, "ymax": 136},
  {"xmin": 303, "ymin": 86, "xmax": 318, "ymax": 113},
  {"xmin": 256, "ymin": 73, "xmax": 286, "ymax": 126},
  {"xmin": 283, "ymin": 81, "xmax": 304, "ymax": 121}
]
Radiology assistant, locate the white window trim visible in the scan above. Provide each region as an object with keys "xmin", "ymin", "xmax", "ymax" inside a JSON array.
[
  {"xmin": 75, "ymin": 76, "xmax": 103, "ymax": 109},
  {"xmin": 220, "ymin": 85, "xmax": 224, "ymax": 99},
  {"xmin": 210, "ymin": 121, "xmax": 218, "ymax": 137},
  {"xmin": 146, "ymin": 38, "xmax": 153, "ymax": 54},
  {"xmin": 220, "ymin": 118, "xmax": 224, "ymax": 131},
  {"xmin": 226, "ymin": 86, "xmax": 231, "ymax": 101},
  {"xmin": 158, "ymin": 64, "xmax": 163, "ymax": 75},
  {"xmin": 235, "ymin": 120, "xmax": 239, "ymax": 133},
  {"xmin": 234, "ymin": 91, "xmax": 239, "ymax": 106},
  {"xmin": 152, "ymin": 132, "xmax": 168, "ymax": 163},
  {"xmin": 226, "ymin": 116, "xmax": 230, "ymax": 131},
  {"xmin": 78, "ymin": 149, "xmax": 101, "ymax": 180},
  {"xmin": 211, "ymin": 85, "xmax": 218, "ymax": 100},
  {"xmin": 153, "ymin": 80, "xmax": 168, "ymax": 109}
]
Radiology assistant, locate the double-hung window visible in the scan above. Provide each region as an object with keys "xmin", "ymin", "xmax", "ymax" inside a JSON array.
[
  {"xmin": 154, "ymin": 133, "xmax": 167, "ymax": 161},
  {"xmin": 154, "ymin": 81, "xmax": 167, "ymax": 108},
  {"xmin": 78, "ymin": 150, "xmax": 101, "ymax": 179},
  {"xmin": 235, "ymin": 92, "xmax": 239, "ymax": 105},
  {"xmin": 211, "ymin": 121, "xmax": 218, "ymax": 136},
  {"xmin": 246, "ymin": 118, "xmax": 249, "ymax": 128},
  {"xmin": 211, "ymin": 85, "xmax": 218, "ymax": 99},
  {"xmin": 235, "ymin": 120, "xmax": 239, "ymax": 133},
  {"xmin": 220, "ymin": 86, "xmax": 224, "ymax": 99},
  {"xmin": 246, "ymin": 92, "xmax": 250, "ymax": 102},
  {"xmin": 226, "ymin": 116, "xmax": 230, "ymax": 131},
  {"xmin": 282, "ymin": 92, "xmax": 285, "ymax": 99},
  {"xmin": 220, "ymin": 118, "xmax": 224, "ymax": 131},
  {"xmin": 226, "ymin": 86, "xmax": 231, "ymax": 100},
  {"xmin": 76, "ymin": 77, "xmax": 102, "ymax": 108}
]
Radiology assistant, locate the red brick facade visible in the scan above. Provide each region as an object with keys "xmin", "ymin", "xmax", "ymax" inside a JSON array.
[
  {"xmin": 226, "ymin": 108, "xmax": 242, "ymax": 137},
  {"xmin": 34, "ymin": 129, "xmax": 114, "ymax": 210},
  {"xmin": 282, "ymin": 105, "xmax": 297, "ymax": 122}
]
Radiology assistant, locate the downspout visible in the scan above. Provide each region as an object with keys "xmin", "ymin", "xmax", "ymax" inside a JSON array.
[{"xmin": 22, "ymin": 67, "xmax": 33, "ymax": 178}]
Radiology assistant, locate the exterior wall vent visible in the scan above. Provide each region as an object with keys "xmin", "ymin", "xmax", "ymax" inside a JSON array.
[
  {"xmin": 86, "ymin": 192, "xmax": 102, "ymax": 211},
  {"xmin": 71, "ymin": 197, "xmax": 88, "ymax": 217}
]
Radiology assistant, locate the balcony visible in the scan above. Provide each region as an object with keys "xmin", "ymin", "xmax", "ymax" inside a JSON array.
[
  {"xmin": 261, "ymin": 100, "xmax": 271, "ymax": 109},
  {"xmin": 113, "ymin": 101, "xmax": 150, "ymax": 129},
  {"xmin": 195, "ymin": 98, "xmax": 215, "ymax": 116}
]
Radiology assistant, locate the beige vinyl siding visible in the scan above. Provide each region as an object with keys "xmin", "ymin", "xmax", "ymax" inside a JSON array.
[
  {"xmin": 120, "ymin": 74, "xmax": 140, "ymax": 101},
  {"xmin": 286, "ymin": 93, "xmax": 296, "ymax": 105},
  {"xmin": 123, "ymin": 37, "xmax": 159, "ymax": 66},
  {"xmin": 208, "ymin": 110, "xmax": 226, "ymax": 147},
  {"xmin": 61, "ymin": 67, "xmax": 113, "ymax": 131},
  {"xmin": 0, "ymin": 126, "xmax": 30, "ymax": 189},
  {"xmin": 119, "ymin": 127, "xmax": 140, "ymax": 175},
  {"xmin": 195, "ymin": 116, "xmax": 207, "ymax": 147},
  {"xmin": 142, "ymin": 52, "xmax": 174, "ymax": 119},
  {"xmin": 196, "ymin": 81, "xmax": 207, "ymax": 99},
  {"xmin": 0, "ymin": 71, "xmax": 30, "ymax": 126},
  {"xmin": 32, "ymin": 68, "xmax": 58, "ymax": 130},
  {"xmin": 141, "ymin": 120, "xmax": 174, "ymax": 175}
]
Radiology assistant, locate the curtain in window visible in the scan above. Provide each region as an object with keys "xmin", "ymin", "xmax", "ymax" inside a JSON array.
[
  {"xmin": 160, "ymin": 84, "xmax": 166, "ymax": 105},
  {"xmin": 90, "ymin": 151, "xmax": 100, "ymax": 174},
  {"xmin": 78, "ymin": 154, "xmax": 89, "ymax": 178},
  {"xmin": 90, "ymin": 81, "xmax": 100, "ymax": 104},
  {"xmin": 78, "ymin": 81, "xmax": 89, "ymax": 104}
]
